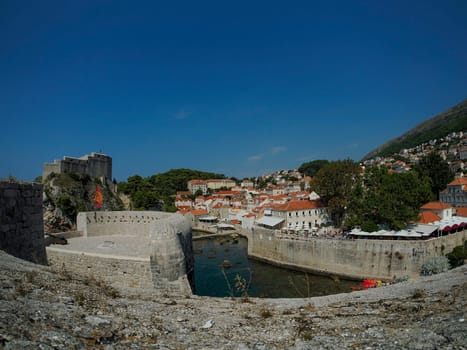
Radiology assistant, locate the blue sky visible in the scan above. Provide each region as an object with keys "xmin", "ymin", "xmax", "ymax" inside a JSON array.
[{"xmin": 1, "ymin": 0, "xmax": 466, "ymax": 181}]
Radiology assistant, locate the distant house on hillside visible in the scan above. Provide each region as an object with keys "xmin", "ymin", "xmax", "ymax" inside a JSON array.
[
  {"xmin": 439, "ymin": 178, "xmax": 467, "ymax": 207},
  {"xmin": 187, "ymin": 179, "xmax": 236, "ymax": 194},
  {"xmin": 187, "ymin": 180, "xmax": 208, "ymax": 195},
  {"xmin": 420, "ymin": 202, "xmax": 453, "ymax": 221},
  {"xmin": 42, "ymin": 152, "xmax": 112, "ymax": 182}
]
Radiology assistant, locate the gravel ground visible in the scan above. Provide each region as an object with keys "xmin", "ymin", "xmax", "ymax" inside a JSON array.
[{"xmin": 0, "ymin": 250, "xmax": 466, "ymax": 349}]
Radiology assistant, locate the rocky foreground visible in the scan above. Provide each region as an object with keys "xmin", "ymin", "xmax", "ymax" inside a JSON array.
[{"xmin": 0, "ymin": 251, "xmax": 465, "ymax": 350}]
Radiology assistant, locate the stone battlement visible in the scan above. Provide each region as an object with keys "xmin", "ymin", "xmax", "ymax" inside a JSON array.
[
  {"xmin": 47, "ymin": 211, "xmax": 194, "ymax": 295},
  {"xmin": 42, "ymin": 152, "xmax": 112, "ymax": 181}
]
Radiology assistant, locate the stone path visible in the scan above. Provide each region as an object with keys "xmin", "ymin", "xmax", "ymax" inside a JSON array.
[{"xmin": 0, "ymin": 250, "xmax": 466, "ymax": 349}]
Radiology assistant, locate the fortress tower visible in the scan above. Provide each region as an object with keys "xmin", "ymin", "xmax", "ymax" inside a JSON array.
[{"xmin": 42, "ymin": 152, "xmax": 112, "ymax": 182}]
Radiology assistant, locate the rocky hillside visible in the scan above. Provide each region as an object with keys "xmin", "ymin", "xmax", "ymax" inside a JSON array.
[
  {"xmin": 363, "ymin": 98, "xmax": 467, "ymax": 160},
  {"xmin": 0, "ymin": 250, "xmax": 465, "ymax": 349},
  {"xmin": 43, "ymin": 172, "xmax": 124, "ymax": 232}
]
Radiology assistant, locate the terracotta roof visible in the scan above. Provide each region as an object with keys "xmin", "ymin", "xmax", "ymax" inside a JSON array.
[
  {"xmin": 190, "ymin": 209, "xmax": 209, "ymax": 216},
  {"xmin": 418, "ymin": 211, "xmax": 441, "ymax": 224},
  {"xmin": 448, "ymin": 178, "xmax": 467, "ymax": 186},
  {"xmin": 176, "ymin": 205, "xmax": 192, "ymax": 210},
  {"xmin": 215, "ymin": 190, "xmax": 243, "ymax": 196},
  {"xmin": 270, "ymin": 194, "xmax": 288, "ymax": 200},
  {"xmin": 274, "ymin": 200, "xmax": 323, "ymax": 211},
  {"xmin": 189, "ymin": 180, "xmax": 207, "ymax": 184},
  {"xmin": 206, "ymin": 179, "xmax": 235, "ymax": 183},
  {"xmin": 420, "ymin": 202, "xmax": 452, "ymax": 210},
  {"xmin": 455, "ymin": 207, "xmax": 467, "ymax": 217}
]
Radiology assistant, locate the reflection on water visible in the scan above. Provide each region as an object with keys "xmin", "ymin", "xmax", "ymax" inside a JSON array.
[{"xmin": 193, "ymin": 235, "xmax": 358, "ymax": 298}]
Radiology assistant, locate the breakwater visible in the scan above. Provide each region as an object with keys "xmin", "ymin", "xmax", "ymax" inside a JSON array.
[{"xmin": 244, "ymin": 227, "xmax": 466, "ymax": 280}]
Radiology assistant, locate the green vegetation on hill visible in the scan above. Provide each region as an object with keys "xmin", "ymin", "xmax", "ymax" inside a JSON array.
[
  {"xmin": 298, "ymin": 160, "xmax": 329, "ymax": 177},
  {"xmin": 118, "ymin": 168, "xmax": 226, "ymax": 211},
  {"xmin": 43, "ymin": 172, "xmax": 124, "ymax": 231},
  {"xmin": 363, "ymin": 98, "xmax": 467, "ymax": 160}
]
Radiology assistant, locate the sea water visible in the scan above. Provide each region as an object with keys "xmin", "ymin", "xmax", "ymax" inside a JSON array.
[{"xmin": 193, "ymin": 235, "xmax": 358, "ymax": 298}]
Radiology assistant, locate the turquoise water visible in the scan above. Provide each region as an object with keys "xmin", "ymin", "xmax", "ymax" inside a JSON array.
[{"xmin": 193, "ymin": 235, "xmax": 358, "ymax": 298}]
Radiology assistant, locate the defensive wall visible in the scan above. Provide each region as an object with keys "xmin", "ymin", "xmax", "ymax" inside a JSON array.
[
  {"xmin": 47, "ymin": 211, "xmax": 194, "ymax": 295},
  {"xmin": 243, "ymin": 227, "xmax": 467, "ymax": 280},
  {"xmin": 42, "ymin": 152, "xmax": 112, "ymax": 181},
  {"xmin": 0, "ymin": 180, "xmax": 47, "ymax": 265}
]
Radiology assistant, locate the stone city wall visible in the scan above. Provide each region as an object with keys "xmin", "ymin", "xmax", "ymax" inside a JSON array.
[
  {"xmin": 245, "ymin": 228, "xmax": 467, "ymax": 280},
  {"xmin": 0, "ymin": 180, "xmax": 46, "ymax": 264},
  {"xmin": 75, "ymin": 211, "xmax": 194, "ymax": 294},
  {"xmin": 47, "ymin": 249, "xmax": 153, "ymax": 290}
]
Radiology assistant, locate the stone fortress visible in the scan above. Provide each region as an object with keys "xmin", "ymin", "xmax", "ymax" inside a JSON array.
[
  {"xmin": 3, "ymin": 151, "xmax": 466, "ymax": 296},
  {"xmin": 47, "ymin": 211, "xmax": 194, "ymax": 295},
  {"xmin": 42, "ymin": 152, "xmax": 112, "ymax": 182}
]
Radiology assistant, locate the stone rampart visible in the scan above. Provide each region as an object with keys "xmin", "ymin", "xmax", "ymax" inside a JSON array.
[
  {"xmin": 244, "ymin": 228, "xmax": 467, "ymax": 280},
  {"xmin": 0, "ymin": 180, "xmax": 46, "ymax": 264},
  {"xmin": 68, "ymin": 211, "xmax": 194, "ymax": 294}
]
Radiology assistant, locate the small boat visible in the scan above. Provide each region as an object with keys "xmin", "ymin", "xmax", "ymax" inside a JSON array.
[{"xmin": 220, "ymin": 259, "xmax": 233, "ymax": 268}]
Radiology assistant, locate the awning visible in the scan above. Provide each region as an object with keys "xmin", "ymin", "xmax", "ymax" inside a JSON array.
[
  {"xmin": 255, "ymin": 216, "xmax": 285, "ymax": 228},
  {"xmin": 199, "ymin": 216, "xmax": 218, "ymax": 222}
]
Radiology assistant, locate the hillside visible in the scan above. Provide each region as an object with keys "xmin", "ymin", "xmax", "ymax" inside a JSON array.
[
  {"xmin": 43, "ymin": 172, "xmax": 124, "ymax": 232},
  {"xmin": 117, "ymin": 168, "xmax": 227, "ymax": 211},
  {"xmin": 363, "ymin": 98, "xmax": 467, "ymax": 160}
]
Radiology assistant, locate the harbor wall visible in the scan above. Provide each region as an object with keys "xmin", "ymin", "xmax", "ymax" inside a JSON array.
[{"xmin": 244, "ymin": 228, "xmax": 467, "ymax": 280}]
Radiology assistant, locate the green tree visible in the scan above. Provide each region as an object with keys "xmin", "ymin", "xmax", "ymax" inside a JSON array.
[
  {"xmin": 118, "ymin": 168, "xmax": 226, "ymax": 211},
  {"xmin": 413, "ymin": 153, "xmax": 454, "ymax": 199},
  {"xmin": 345, "ymin": 166, "xmax": 434, "ymax": 231},
  {"xmin": 312, "ymin": 159, "xmax": 360, "ymax": 226},
  {"xmin": 298, "ymin": 159, "xmax": 329, "ymax": 177}
]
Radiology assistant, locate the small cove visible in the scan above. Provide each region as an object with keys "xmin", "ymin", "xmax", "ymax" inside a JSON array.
[{"xmin": 193, "ymin": 233, "xmax": 358, "ymax": 298}]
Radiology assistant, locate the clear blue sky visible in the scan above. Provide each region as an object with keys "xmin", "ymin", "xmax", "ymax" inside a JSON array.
[{"xmin": 1, "ymin": 0, "xmax": 466, "ymax": 181}]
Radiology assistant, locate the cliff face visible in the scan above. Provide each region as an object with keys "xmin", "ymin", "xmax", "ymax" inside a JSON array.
[
  {"xmin": 0, "ymin": 249, "xmax": 465, "ymax": 349},
  {"xmin": 42, "ymin": 172, "xmax": 124, "ymax": 232}
]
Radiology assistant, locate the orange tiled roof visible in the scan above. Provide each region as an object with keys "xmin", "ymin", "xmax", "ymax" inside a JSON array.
[
  {"xmin": 176, "ymin": 205, "xmax": 192, "ymax": 210},
  {"xmin": 455, "ymin": 207, "xmax": 467, "ymax": 217},
  {"xmin": 418, "ymin": 211, "xmax": 441, "ymax": 224},
  {"xmin": 190, "ymin": 209, "xmax": 209, "ymax": 216},
  {"xmin": 274, "ymin": 200, "xmax": 323, "ymax": 211},
  {"xmin": 206, "ymin": 179, "xmax": 235, "ymax": 183},
  {"xmin": 448, "ymin": 178, "xmax": 467, "ymax": 186},
  {"xmin": 189, "ymin": 179, "xmax": 207, "ymax": 184},
  {"xmin": 420, "ymin": 202, "xmax": 452, "ymax": 210}
]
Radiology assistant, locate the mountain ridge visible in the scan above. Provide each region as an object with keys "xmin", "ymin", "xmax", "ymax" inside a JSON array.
[{"xmin": 363, "ymin": 98, "xmax": 467, "ymax": 160}]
